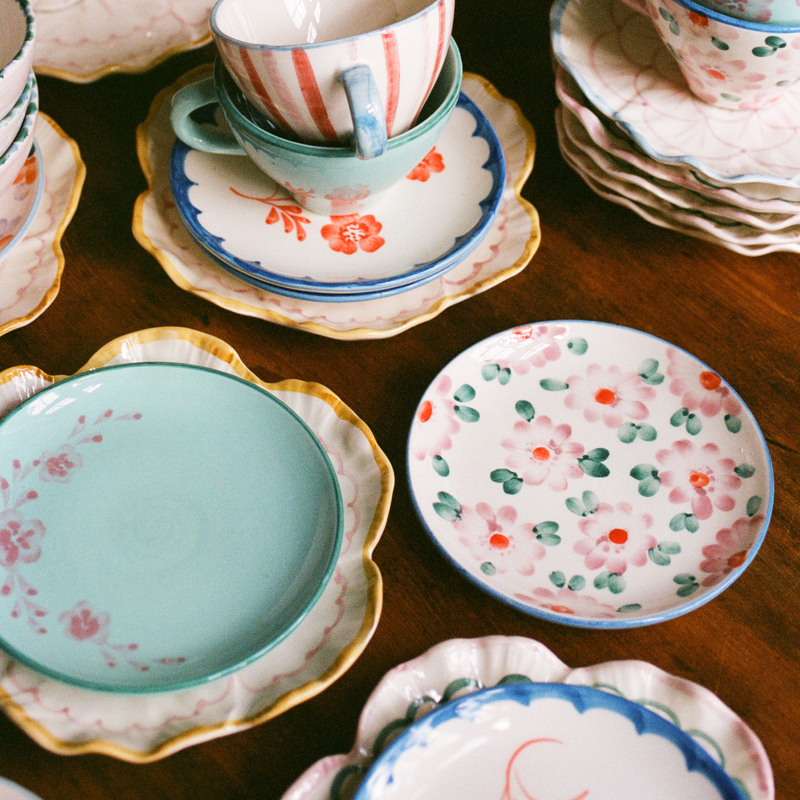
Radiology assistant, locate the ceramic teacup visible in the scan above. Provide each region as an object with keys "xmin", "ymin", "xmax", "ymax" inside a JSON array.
[
  {"xmin": 210, "ymin": 0, "xmax": 454, "ymax": 159},
  {"xmin": 689, "ymin": 0, "xmax": 800, "ymax": 25},
  {"xmin": 619, "ymin": 0, "xmax": 800, "ymax": 110},
  {"xmin": 0, "ymin": 75, "xmax": 37, "ymax": 198},
  {"xmin": 0, "ymin": 71, "xmax": 35, "ymax": 156},
  {"xmin": 170, "ymin": 39, "xmax": 462, "ymax": 216},
  {"xmin": 0, "ymin": 0, "xmax": 35, "ymax": 121}
]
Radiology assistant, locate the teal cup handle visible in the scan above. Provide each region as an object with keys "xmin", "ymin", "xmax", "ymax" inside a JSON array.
[
  {"xmin": 170, "ymin": 78, "xmax": 245, "ymax": 155},
  {"xmin": 339, "ymin": 64, "xmax": 387, "ymax": 160}
]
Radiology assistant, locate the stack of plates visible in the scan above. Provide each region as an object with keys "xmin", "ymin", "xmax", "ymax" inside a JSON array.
[
  {"xmin": 550, "ymin": 0, "xmax": 800, "ymax": 255},
  {"xmin": 170, "ymin": 92, "xmax": 506, "ymax": 303}
]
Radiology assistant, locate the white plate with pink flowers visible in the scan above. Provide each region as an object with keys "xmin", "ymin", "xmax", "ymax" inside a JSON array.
[{"xmin": 407, "ymin": 321, "xmax": 772, "ymax": 628}]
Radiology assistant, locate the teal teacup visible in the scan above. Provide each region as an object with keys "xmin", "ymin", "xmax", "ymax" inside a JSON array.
[{"xmin": 170, "ymin": 39, "xmax": 462, "ymax": 216}]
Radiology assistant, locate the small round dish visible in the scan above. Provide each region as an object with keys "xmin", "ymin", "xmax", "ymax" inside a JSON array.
[
  {"xmin": 0, "ymin": 361, "xmax": 343, "ymax": 692},
  {"xmin": 0, "ymin": 0, "xmax": 34, "ymax": 119},
  {"xmin": 353, "ymin": 682, "xmax": 746, "ymax": 800},
  {"xmin": 0, "ymin": 776, "xmax": 43, "ymax": 800},
  {"xmin": 0, "ymin": 72, "xmax": 35, "ymax": 156},
  {"xmin": 407, "ymin": 321, "xmax": 773, "ymax": 627},
  {"xmin": 0, "ymin": 141, "xmax": 42, "ymax": 259},
  {"xmin": 170, "ymin": 92, "xmax": 505, "ymax": 298}
]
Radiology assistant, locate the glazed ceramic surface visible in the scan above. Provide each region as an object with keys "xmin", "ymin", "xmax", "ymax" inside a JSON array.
[
  {"xmin": 170, "ymin": 91, "xmax": 504, "ymax": 299},
  {"xmin": 407, "ymin": 322, "xmax": 772, "ymax": 627},
  {"xmin": 0, "ymin": 72, "xmax": 35, "ymax": 157},
  {"xmin": 135, "ymin": 66, "xmax": 539, "ymax": 338},
  {"xmin": 0, "ymin": 0, "xmax": 34, "ymax": 119},
  {"xmin": 691, "ymin": 0, "xmax": 800, "ymax": 25},
  {"xmin": 0, "ymin": 143, "xmax": 43, "ymax": 260},
  {"xmin": 354, "ymin": 683, "xmax": 745, "ymax": 800},
  {"xmin": 0, "ymin": 362, "xmax": 343, "ymax": 693},
  {"xmin": 0, "ymin": 327, "xmax": 392, "ymax": 759},
  {"xmin": 32, "ymin": 0, "xmax": 214, "ymax": 82},
  {"xmin": 0, "ymin": 114, "xmax": 84, "ymax": 337},
  {"xmin": 551, "ymin": 0, "xmax": 800, "ymax": 185},
  {"xmin": 0, "ymin": 776, "xmax": 44, "ymax": 800},
  {"xmin": 279, "ymin": 636, "xmax": 773, "ymax": 800},
  {"xmin": 0, "ymin": 79, "xmax": 36, "ymax": 199}
]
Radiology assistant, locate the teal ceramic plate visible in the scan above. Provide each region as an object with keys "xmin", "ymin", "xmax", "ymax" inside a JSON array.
[{"xmin": 0, "ymin": 362, "xmax": 343, "ymax": 693}]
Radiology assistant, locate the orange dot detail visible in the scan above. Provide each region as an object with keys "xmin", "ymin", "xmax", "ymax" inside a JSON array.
[
  {"xmin": 489, "ymin": 533, "xmax": 510, "ymax": 550},
  {"xmin": 690, "ymin": 471, "xmax": 710, "ymax": 488},
  {"xmin": 728, "ymin": 550, "xmax": 748, "ymax": 569},
  {"xmin": 594, "ymin": 388, "xmax": 616, "ymax": 405},
  {"xmin": 417, "ymin": 400, "xmax": 433, "ymax": 423},
  {"xmin": 699, "ymin": 370, "xmax": 722, "ymax": 390},
  {"xmin": 532, "ymin": 446, "xmax": 551, "ymax": 461},
  {"xmin": 608, "ymin": 528, "xmax": 628, "ymax": 545}
]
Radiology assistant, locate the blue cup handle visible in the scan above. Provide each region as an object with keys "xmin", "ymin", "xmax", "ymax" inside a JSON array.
[
  {"xmin": 169, "ymin": 78, "xmax": 245, "ymax": 155},
  {"xmin": 339, "ymin": 64, "xmax": 387, "ymax": 160}
]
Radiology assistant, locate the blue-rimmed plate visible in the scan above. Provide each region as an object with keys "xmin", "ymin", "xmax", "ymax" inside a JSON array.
[
  {"xmin": 0, "ymin": 362, "xmax": 343, "ymax": 693},
  {"xmin": 170, "ymin": 91, "xmax": 505, "ymax": 298},
  {"xmin": 407, "ymin": 321, "xmax": 772, "ymax": 628},
  {"xmin": 353, "ymin": 682, "xmax": 747, "ymax": 800}
]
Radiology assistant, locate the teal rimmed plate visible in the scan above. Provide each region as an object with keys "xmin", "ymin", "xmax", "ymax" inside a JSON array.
[{"xmin": 0, "ymin": 362, "xmax": 343, "ymax": 693}]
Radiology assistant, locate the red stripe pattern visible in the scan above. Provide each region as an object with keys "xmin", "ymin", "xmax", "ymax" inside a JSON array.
[{"xmin": 292, "ymin": 49, "xmax": 338, "ymax": 142}]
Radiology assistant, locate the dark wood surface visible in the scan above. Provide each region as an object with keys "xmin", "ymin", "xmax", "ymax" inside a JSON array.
[{"xmin": 0, "ymin": 0, "xmax": 797, "ymax": 797}]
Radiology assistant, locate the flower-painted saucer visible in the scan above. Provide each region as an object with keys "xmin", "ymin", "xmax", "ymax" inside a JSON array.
[
  {"xmin": 0, "ymin": 143, "xmax": 44, "ymax": 261},
  {"xmin": 0, "ymin": 114, "xmax": 84, "ymax": 337},
  {"xmin": 407, "ymin": 321, "xmax": 772, "ymax": 628},
  {"xmin": 134, "ymin": 65, "xmax": 540, "ymax": 339},
  {"xmin": 32, "ymin": 0, "xmax": 214, "ymax": 82},
  {"xmin": 0, "ymin": 327, "xmax": 392, "ymax": 760},
  {"xmin": 280, "ymin": 636, "xmax": 773, "ymax": 800},
  {"xmin": 550, "ymin": 0, "xmax": 800, "ymax": 188},
  {"xmin": 169, "ymin": 92, "xmax": 505, "ymax": 301}
]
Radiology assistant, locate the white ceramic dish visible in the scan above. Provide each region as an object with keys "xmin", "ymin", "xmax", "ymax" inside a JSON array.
[
  {"xmin": 32, "ymin": 0, "xmax": 213, "ymax": 82},
  {"xmin": 551, "ymin": 0, "xmax": 800, "ymax": 187},
  {"xmin": 0, "ymin": 0, "xmax": 34, "ymax": 119},
  {"xmin": 0, "ymin": 776, "xmax": 44, "ymax": 800},
  {"xmin": 0, "ymin": 113, "xmax": 84, "ymax": 337},
  {"xmin": 279, "ymin": 636, "xmax": 773, "ymax": 800},
  {"xmin": 355, "ymin": 682, "xmax": 745, "ymax": 800},
  {"xmin": 0, "ymin": 72, "xmax": 34, "ymax": 157},
  {"xmin": 407, "ymin": 321, "xmax": 772, "ymax": 627},
  {"xmin": 0, "ymin": 362, "xmax": 343, "ymax": 693},
  {"xmin": 134, "ymin": 65, "xmax": 540, "ymax": 339},
  {"xmin": 0, "ymin": 327, "xmax": 392, "ymax": 761},
  {"xmin": 0, "ymin": 77, "xmax": 36, "ymax": 199},
  {"xmin": 170, "ymin": 92, "xmax": 505, "ymax": 300},
  {"xmin": 0, "ymin": 142, "xmax": 43, "ymax": 260}
]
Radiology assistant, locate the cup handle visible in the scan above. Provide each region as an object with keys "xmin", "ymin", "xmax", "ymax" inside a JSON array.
[
  {"xmin": 169, "ymin": 78, "xmax": 246, "ymax": 155},
  {"xmin": 615, "ymin": 0, "xmax": 648, "ymax": 13},
  {"xmin": 339, "ymin": 65, "xmax": 387, "ymax": 160}
]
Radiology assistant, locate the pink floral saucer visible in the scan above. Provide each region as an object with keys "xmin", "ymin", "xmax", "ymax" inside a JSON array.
[{"xmin": 407, "ymin": 322, "xmax": 772, "ymax": 627}]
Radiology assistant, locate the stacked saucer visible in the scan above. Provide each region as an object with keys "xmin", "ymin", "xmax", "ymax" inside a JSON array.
[{"xmin": 550, "ymin": 0, "xmax": 800, "ymax": 255}]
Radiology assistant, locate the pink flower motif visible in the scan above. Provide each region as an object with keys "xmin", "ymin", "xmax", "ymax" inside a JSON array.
[
  {"xmin": 700, "ymin": 514, "xmax": 765, "ymax": 587},
  {"xmin": 666, "ymin": 348, "xmax": 742, "ymax": 418},
  {"xmin": 453, "ymin": 503, "xmax": 546, "ymax": 575},
  {"xmin": 321, "ymin": 214, "xmax": 385, "ymax": 255},
  {"xmin": 656, "ymin": 439, "xmax": 741, "ymax": 520},
  {"xmin": 407, "ymin": 147, "xmax": 444, "ymax": 181},
  {"xmin": 563, "ymin": 363, "xmax": 655, "ymax": 429},
  {"xmin": 59, "ymin": 601, "xmax": 110, "ymax": 644},
  {"xmin": 574, "ymin": 501, "xmax": 656, "ymax": 574},
  {"xmin": 514, "ymin": 586, "xmax": 617, "ymax": 619},
  {"xmin": 0, "ymin": 510, "xmax": 44, "ymax": 569},
  {"xmin": 481, "ymin": 324, "xmax": 569, "ymax": 376},
  {"xmin": 411, "ymin": 375, "xmax": 461, "ymax": 460},
  {"xmin": 501, "ymin": 415, "xmax": 585, "ymax": 492},
  {"xmin": 38, "ymin": 444, "xmax": 83, "ymax": 483}
]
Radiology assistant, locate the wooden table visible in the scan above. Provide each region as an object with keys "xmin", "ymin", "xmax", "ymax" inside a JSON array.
[{"xmin": 0, "ymin": 0, "xmax": 797, "ymax": 797}]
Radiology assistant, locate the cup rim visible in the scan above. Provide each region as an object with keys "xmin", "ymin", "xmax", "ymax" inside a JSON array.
[
  {"xmin": 211, "ymin": 0, "xmax": 448, "ymax": 50},
  {"xmin": 665, "ymin": 0, "xmax": 800, "ymax": 31},
  {"xmin": 0, "ymin": 0, "xmax": 35, "ymax": 76},
  {"xmin": 0, "ymin": 70, "xmax": 34, "ymax": 131},
  {"xmin": 214, "ymin": 38, "xmax": 463, "ymax": 156}
]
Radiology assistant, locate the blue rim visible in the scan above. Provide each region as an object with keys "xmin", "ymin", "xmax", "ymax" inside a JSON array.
[
  {"xmin": 0, "ymin": 142, "xmax": 44, "ymax": 261},
  {"xmin": 405, "ymin": 320, "xmax": 774, "ymax": 630},
  {"xmin": 170, "ymin": 91, "xmax": 505, "ymax": 297},
  {"xmin": 355, "ymin": 683, "xmax": 747, "ymax": 800},
  {"xmin": 550, "ymin": 0, "xmax": 800, "ymax": 187}
]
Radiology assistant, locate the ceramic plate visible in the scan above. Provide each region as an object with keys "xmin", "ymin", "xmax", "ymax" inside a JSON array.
[
  {"xmin": 355, "ymin": 683, "xmax": 745, "ymax": 800},
  {"xmin": 551, "ymin": 0, "xmax": 800, "ymax": 187},
  {"xmin": 0, "ymin": 114, "xmax": 84, "ymax": 337},
  {"xmin": 407, "ymin": 321, "xmax": 773, "ymax": 627},
  {"xmin": 133, "ymin": 65, "xmax": 540, "ymax": 339},
  {"xmin": 32, "ymin": 0, "xmax": 214, "ymax": 82},
  {"xmin": 0, "ymin": 777, "xmax": 44, "ymax": 800},
  {"xmin": 0, "ymin": 143, "xmax": 44, "ymax": 260},
  {"xmin": 171, "ymin": 93, "xmax": 505, "ymax": 298},
  {"xmin": 0, "ymin": 362, "xmax": 343, "ymax": 693},
  {"xmin": 0, "ymin": 328, "xmax": 392, "ymax": 759},
  {"xmin": 280, "ymin": 636, "xmax": 773, "ymax": 800}
]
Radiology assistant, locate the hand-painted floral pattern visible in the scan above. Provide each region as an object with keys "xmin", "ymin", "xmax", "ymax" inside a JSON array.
[
  {"xmin": 0, "ymin": 152, "xmax": 38, "ymax": 251},
  {"xmin": 408, "ymin": 322, "xmax": 771, "ymax": 626},
  {"xmin": 321, "ymin": 214, "xmax": 385, "ymax": 255},
  {"xmin": 230, "ymin": 188, "xmax": 310, "ymax": 242},
  {"xmin": 407, "ymin": 148, "xmax": 445, "ymax": 182},
  {"xmin": 656, "ymin": 439, "xmax": 741, "ymax": 520},
  {"xmin": 501, "ymin": 415, "xmax": 585, "ymax": 492},
  {"xmin": 563, "ymin": 363, "xmax": 656, "ymax": 429},
  {"xmin": 574, "ymin": 501, "xmax": 657, "ymax": 574}
]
